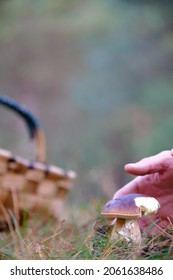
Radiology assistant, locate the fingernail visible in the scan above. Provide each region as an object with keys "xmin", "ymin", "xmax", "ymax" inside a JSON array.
[{"xmin": 125, "ymin": 163, "xmax": 135, "ymax": 168}]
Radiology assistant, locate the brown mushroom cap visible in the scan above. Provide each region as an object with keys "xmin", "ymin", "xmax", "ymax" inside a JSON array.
[{"xmin": 101, "ymin": 193, "xmax": 160, "ymax": 220}]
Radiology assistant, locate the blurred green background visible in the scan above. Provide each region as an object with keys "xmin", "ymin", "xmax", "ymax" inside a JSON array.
[{"xmin": 0, "ymin": 0, "xmax": 173, "ymax": 205}]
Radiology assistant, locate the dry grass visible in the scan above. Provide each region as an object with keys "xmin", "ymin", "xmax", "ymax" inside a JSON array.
[{"xmin": 0, "ymin": 200, "xmax": 173, "ymax": 260}]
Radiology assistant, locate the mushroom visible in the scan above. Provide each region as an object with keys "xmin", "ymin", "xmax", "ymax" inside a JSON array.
[{"xmin": 101, "ymin": 193, "xmax": 160, "ymax": 244}]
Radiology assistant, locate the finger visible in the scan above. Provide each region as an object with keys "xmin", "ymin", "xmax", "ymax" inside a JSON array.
[
  {"xmin": 124, "ymin": 150, "xmax": 172, "ymax": 176},
  {"xmin": 148, "ymin": 219, "xmax": 171, "ymax": 235},
  {"xmin": 139, "ymin": 216, "xmax": 170, "ymax": 235},
  {"xmin": 113, "ymin": 176, "xmax": 143, "ymax": 198}
]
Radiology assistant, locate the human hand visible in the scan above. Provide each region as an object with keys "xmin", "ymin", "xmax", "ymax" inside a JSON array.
[{"xmin": 113, "ymin": 150, "xmax": 173, "ymax": 234}]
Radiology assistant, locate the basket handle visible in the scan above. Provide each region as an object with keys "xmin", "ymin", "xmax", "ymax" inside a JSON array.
[{"xmin": 0, "ymin": 95, "xmax": 46, "ymax": 162}]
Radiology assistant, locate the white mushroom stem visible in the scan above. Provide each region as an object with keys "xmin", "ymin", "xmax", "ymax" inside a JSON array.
[{"xmin": 110, "ymin": 218, "xmax": 141, "ymax": 244}]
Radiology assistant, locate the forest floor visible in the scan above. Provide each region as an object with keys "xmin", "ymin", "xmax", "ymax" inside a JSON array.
[{"xmin": 0, "ymin": 199, "xmax": 173, "ymax": 260}]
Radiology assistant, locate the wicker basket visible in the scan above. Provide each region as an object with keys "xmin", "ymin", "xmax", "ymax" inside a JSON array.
[{"xmin": 0, "ymin": 96, "xmax": 76, "ymax": 230}]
